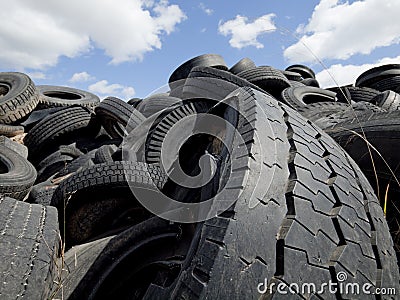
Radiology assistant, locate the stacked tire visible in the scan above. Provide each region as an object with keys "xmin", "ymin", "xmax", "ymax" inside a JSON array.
[{"xmin": 0, "ymin": 55, "xmax": 399, "ymax": 299}]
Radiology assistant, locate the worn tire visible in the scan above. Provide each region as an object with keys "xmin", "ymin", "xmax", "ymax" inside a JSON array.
[
  {"xmin": 136, "ymin": 93, "xmax": 182, "ymax": 117},
  {"xmin": 55, "ymin": 218, "xmax": 192, "ymax": 299},
  {"xmin": 0, "ymin": 136, "xmax": 28, "ymax": 159},
  {"xmin": 370, "ymin": 76, "xmax": 400, "ymax": 93},
  {"xmin": 160, "ymin": 87, "xmax": 399, "ymax": 298},
  {"xmin": 0, "ymin": 72, "xmax": 39, "ymax": 124},
  {"xmin": 93, "ymin": 144, "xmax": 118, "ymax": 164},
  {"xmin": 0, "ymin": 124, "xmax": 24, "ymax": 137},
  {"xmin": 0, "ymin": 197, "xmax": 60, "ymax": 300},
  {"xmin": 229, "ymin": 57, "xmax": 256, "ymax": 75},
  {"xmin": 355, "ymin": 64, "xmax": 400, "ymax": 88},
  {"xmin": 371, "ymin": 90, "xmax": 400, "ymax": 111},
  {"xmin": 297, "ymin": 101, "xmax": 349, "ymax": 122},
  {"xmin": 300, "ymin": 78, "xmax": 320, "ymax": 88},
  {"xmin": 237, "ymin": 66, "xmax": 290, "ymax": 97},
  {"xmin": 37, "ymin": 85, "xmax": 100, "ymax": 109},
  {"xmin": 0, "ymin": 145, "xmax": 37, "ymax": 200},
  {"xmin": 335, "ymin": 86, "xmax": 381, "ymax": 104},
  {"xmin": 182, "ymin": 66, "xmax": 264, "ymax": 101},
  {"xmin": 51, "ymin": 161, "xmax": 167, "ymax": 247},
  {"xmin": 169, "ymin": 54, "xmax": 228, "ymax": 89},
  {"xmin": 95, "ymin": 97, "xmax": 146, "ymax": 139},
  {"xmin": 24, "ymin": 106, "xmax": 100, "ymax": 164},
  {"xmin": 285, "ymin": 64, "xmax": 316, "ymax": 79},
  {"xmin": 281, "ymin": 86, "xmax": 336, "ymax": 108},
  {"xmin": 27, "ymin": 179, "xmax": 58, "ymax": 206},
  {"xmin": 36, "ymin": 145, "xmax": 83, "ymax": 183}
]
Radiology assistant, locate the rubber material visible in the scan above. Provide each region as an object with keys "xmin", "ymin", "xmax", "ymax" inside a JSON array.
[
  {"xmin": 51, "ymin": 161, "xmax": 168, "ymax": 246},
  {"xmin": 95, "ymin": 97, "xmax": 146, "ymax": 139},
  {"xmin": 24, "ymin": 106, "xmax": 100, "ymax": 164},
  {"xmin": 237, "ymin": 66, "xmax": 290, "ymax": 97},
  {"xmin": 136, "ymin": 93, "xmax": 182, "ymax": 117},
  {"xmin": 169, "ymin": 54, "xmax": 228, "ymax": 89},
  {"xmin": 0, "ymin": 72, "xmax": 39, "ymax": 124},
  {"xmin": 285, "ymin": 64, "xmax": 316, "ymax": 79},
  {"xmin": 281, "ymin": 86, "xmax": 336, "ymax": 108},
  {"xmin": 229, "ymin": 58, "xmax": 256, "ymax": 75},
  {"xmin": 165, "ymin": 87, "xmax": 399, "ymax": 298},
  {"xmin": 0, "ymin": 197, "xmax": 60, "ymax": 300},
  {"xmin": 37, "ymin": 85, "xmax": 100, "ymax": 109},
  {"xmin": 0, "ymin": 145, "xmax": 37, "ymax": 200}
]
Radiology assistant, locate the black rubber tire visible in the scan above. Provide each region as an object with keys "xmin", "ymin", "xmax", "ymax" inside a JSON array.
[
  {"xmin": 127, "ymin": 97, "xmax": 142, "ymax": 108},
  {"xmin": 369, "ymin": 75, "xmax": 400, "ymax": 93},
  {"xmin": 160, "ymin": 87, "xmax": 399, "ymax": 298},
  {"xmin": 371, "ymin": 90, "xmax": 400, "ymax": 111},
  {"xmin": 326, "ymin": 111, "xmax": 400, "ymax": 261},
  {"xmin": 145, "ymin": 100, "xmax": 214, "ymax": 166},
  {"xmin": 51, "ymin": 161, "xmax": 167, "ymax": 247},
  {"xmin": 285, "ymin": 64, "xmax": 316, "ymax": 79},
  {"xmin": 182, "ymin": 66, "xmax": 264, "ymax": 101},
  {"xmin": 55, "ymin": 217, "xmax": 192, "ymax": 300},
  {"xmin": 0, "ymin": 145, "xmax": 37, "ymax": 200},
  {"xmin": 237, "ymin": 66, "xmax": 290, "ymax": 97},
  {"xmin": 0, "ymin": 136, "xmax": 28, "ymax": 159},
  {"xmin": 312, "ymin": 101, "xmax": 385, "ymax": 130},
  {"xmin": 0, "ymin": 72, "xmax": 39, "ymax": 124},
  {"xmin": 288, "ymin": 80, "xmax": 306, "ymax": 88},
  {"xmin": 281, "ymin": 86, "xmax": 336, "ymax": 108},
  {"xmin": 355, "ymin": 64, "xmax": 400, "ymax": 88},
  {"xmin": 55, "ymin": 149, "xmax": 96, "ymax": 178},
  {"xmin": 93, "ymin": 144, "xmax": 118, "ymax": 164},
  {"xmin": 335, "ymin": 86, "xmax": 381, "ymax": 104},
  {"xmin": 19, "ymin": 107, "xmax": 65, "ymax": 131},
  {"xmin": 95, "ymin": 97, "xmax": 146, "ymax": 139},
  {"xmin": 37, "ymin": 85, "xmax": 100, "ymax": 109},
  {"xmin": 282, "ymin": 70, "xmax": 303, "ymax": 81},
  {"xmin": 169, "ymin": 54, "xmax": 228, "ymax": 89},
  {"xmin": 0, "ymin": 197, "xmax": 60, "ymax": 299},
  {"xmin": 24, "ymin": 106, "xmax": 100, "ymax": 164},
  {"xmin": 229, "ymin": 57, "xmax": 256, "ymax": 75},
  {"xmin": 27, "ymin": 179, "xmax": 58, "ymax": 206},
  {"xmin": 300, "ymin": 77, "xmax": 320, "ymax": 88},
  {"xmin": 297, "ymin": 101, "xmax": 349, "ymax": 122},
  {"xmin": 36, "ymin": 145, "xmax": 83, "ymax": 183},
  {"xmin": 0, "ymin": 124, "xmax": 24, "ymax": 137},
  {"xmin": 136, "ymin": 93, "xmax": 182, "ymax": 117}
]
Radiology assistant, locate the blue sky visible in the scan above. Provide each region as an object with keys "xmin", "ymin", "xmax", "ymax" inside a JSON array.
[{"xmin": 1, "ymin": 0, "xmax": 399, "ymax": 99}]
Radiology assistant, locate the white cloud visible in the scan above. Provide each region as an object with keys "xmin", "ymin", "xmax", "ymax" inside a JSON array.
[
  {"xmin": 218, "ymin": 14, "xmax": 276, "ymax": 49},
  {"xmin": 0, "ymin": 0, "xmax": 186, "ymax": 70},
  {"xmin": 88, "ymin": 80, "xmax": 135, "ymax": 99},
  {"xmin": 69, "ymin": 72, "xmax": 95, "ymax": 83},
  {"xmin": 316, "ymin": 55, "xmax": 400, "ymax": 88},
  {"xmin": 199, "ymin": 3, "xmax": 213, "ymax": 16},
  {"xmin": 284, "ymin": 0, "xmax": 400, "ymax": 64},
  {"xmin": 26, "ymin": 72, "xmax": 46, "ymax": 80}
]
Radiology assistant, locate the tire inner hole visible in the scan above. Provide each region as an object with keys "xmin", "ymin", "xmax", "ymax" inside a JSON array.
[{"xmin": 43, "ymin": 91, "xmax": 82, "ymax": 100}]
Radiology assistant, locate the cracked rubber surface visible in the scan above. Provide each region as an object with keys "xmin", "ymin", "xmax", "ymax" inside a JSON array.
[
  {"xmin": 0, "ymin": 197, "xmax": 60, "ymax": 300},
  {"xmin": 161, "ymin": 87, "xmax": 399, "ymax": 299}
]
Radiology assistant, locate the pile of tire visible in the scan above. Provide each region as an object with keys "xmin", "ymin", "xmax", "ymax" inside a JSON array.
[{"xmin": 1, "ymin": 55, "xmax": 400, "ymax": 299}]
